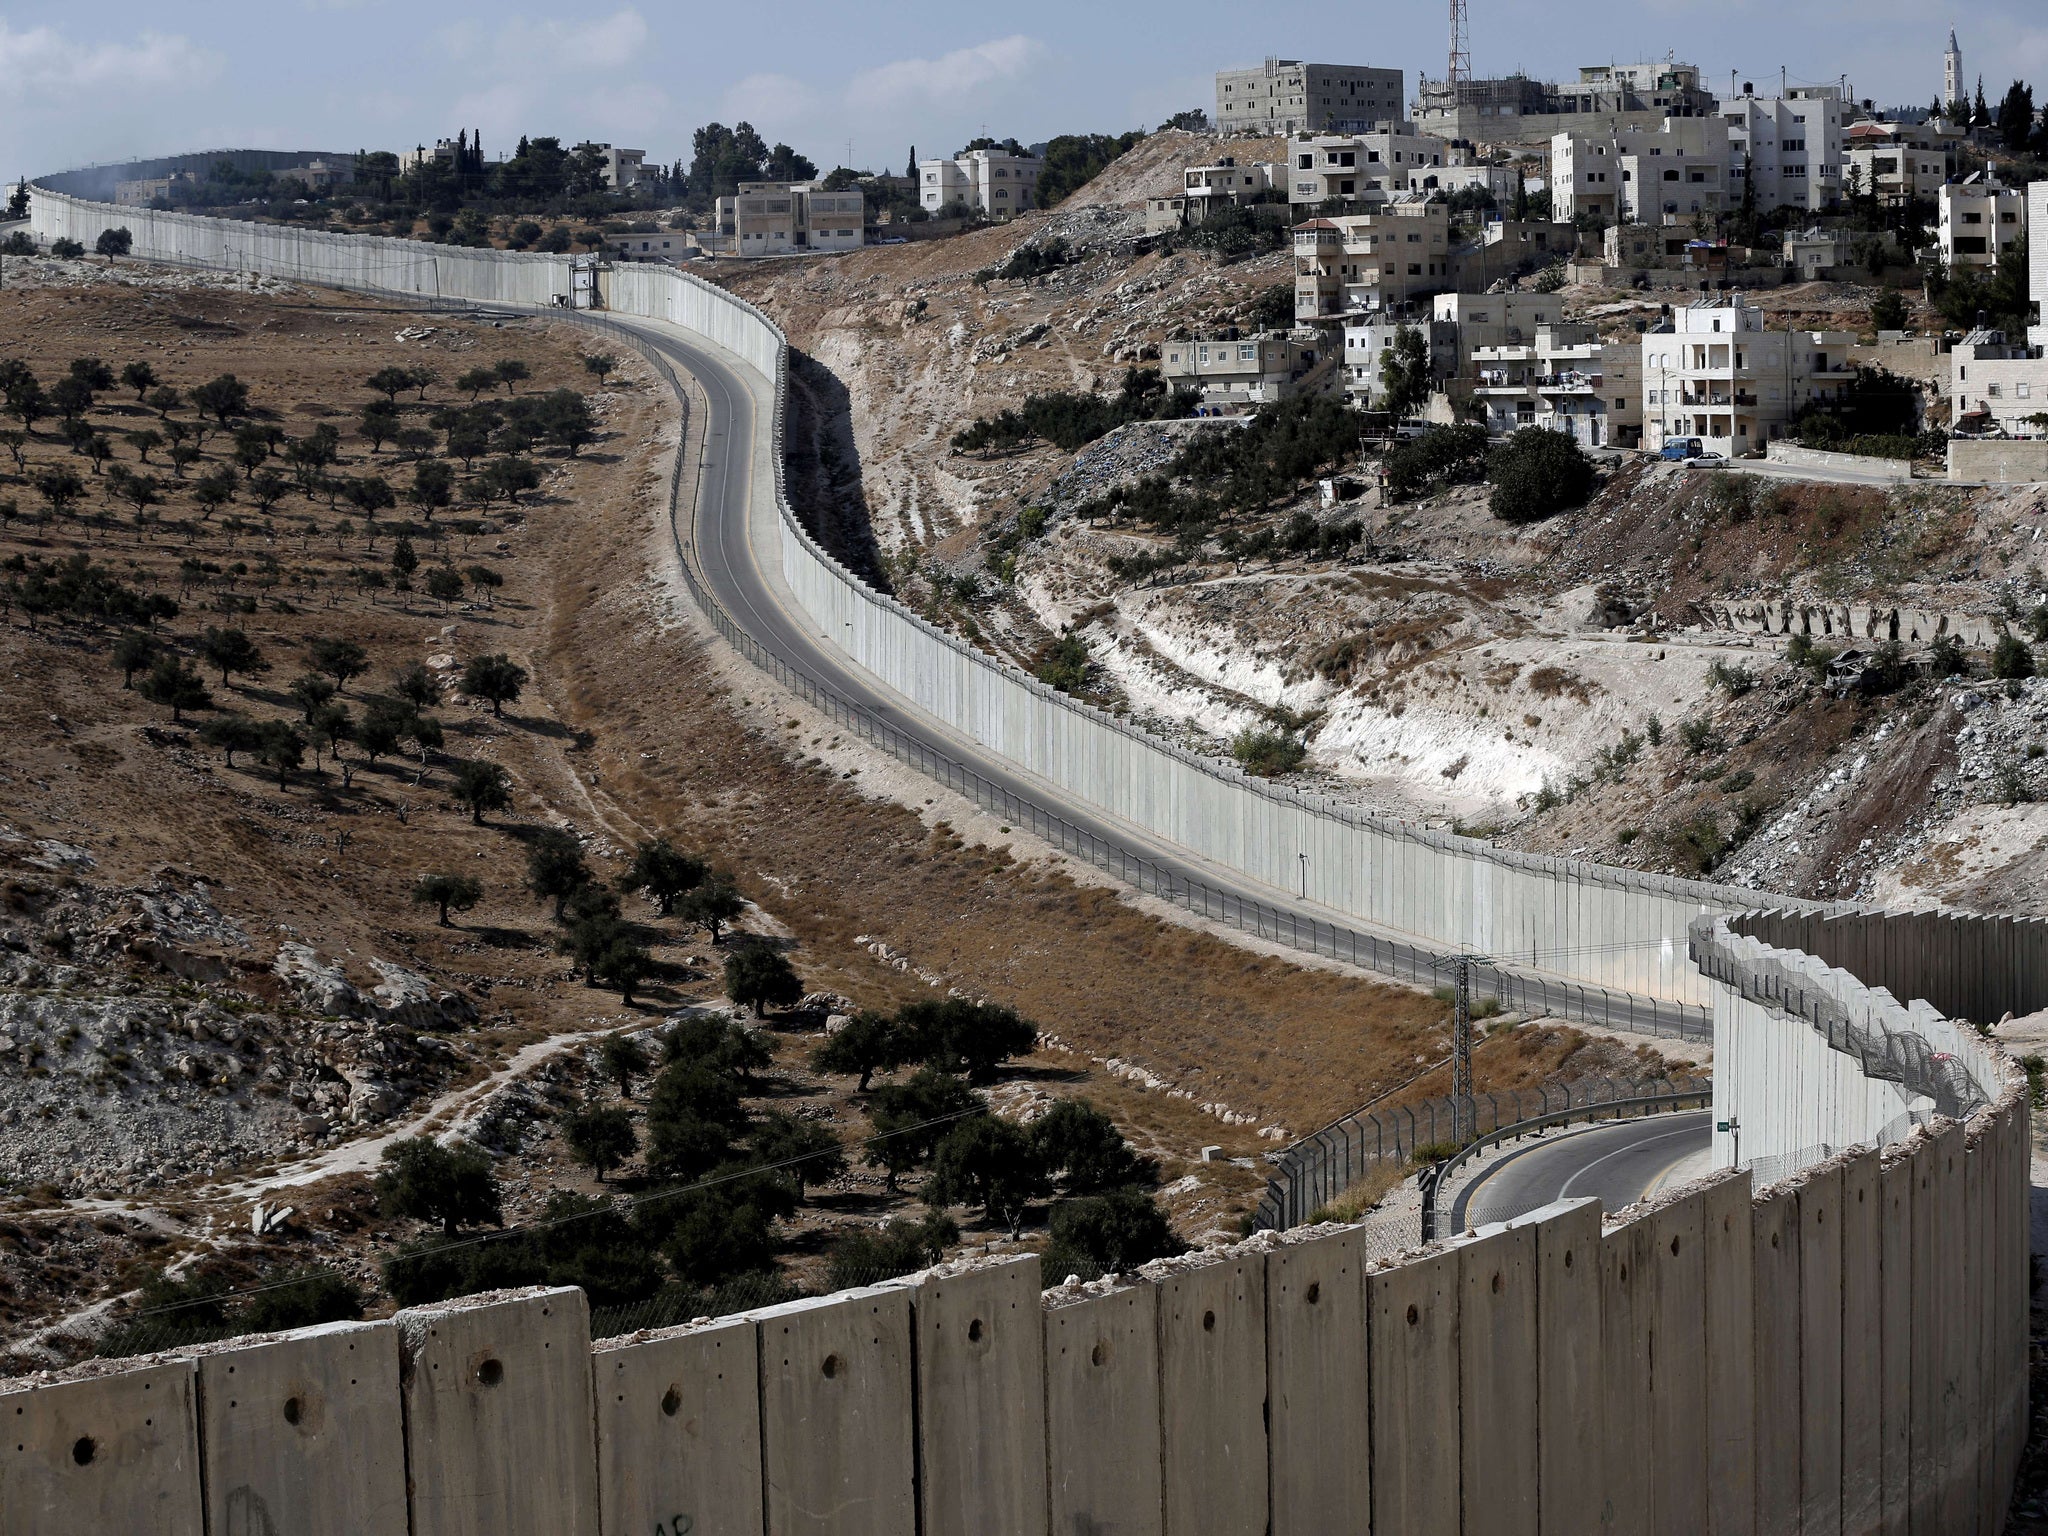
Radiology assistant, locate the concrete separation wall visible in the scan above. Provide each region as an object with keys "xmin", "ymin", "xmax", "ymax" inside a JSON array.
[
  {"xmin": 28, "ymin": 177, "xmax": 1819, "ymax": 1016},
  {"xmin": 4, "ymin": 1092, "xmax": 2025, "ymax": 1533},
  {"xmin": 10, "ymin": 165, "xmax": 2033, "ymax": 1532}
]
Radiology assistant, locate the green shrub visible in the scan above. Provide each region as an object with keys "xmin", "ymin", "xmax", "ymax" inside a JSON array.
[
  {"xmin": 1231, "ymin": 727, "xmax": 1307, "ymax": 777},
  {"xmin": 1383, "ymin": 424, "xmax": 1488, "ymax": 502},
  {"xmin": 1992, "ymin": 634, "xmax": 2036, "ymax": 680},
  {"xmin": 1487, "ymin": 428, "xmax": 1597, "ymax": 523}
]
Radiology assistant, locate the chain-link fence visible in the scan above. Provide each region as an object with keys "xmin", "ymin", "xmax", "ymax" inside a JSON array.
[{"xmin": 1253, "ymin": 1074, "xmax": 1713, "ymax": 1231}]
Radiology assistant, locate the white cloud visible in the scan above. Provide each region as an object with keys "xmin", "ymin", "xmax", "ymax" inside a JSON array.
[
  {"xmin": 722, "ymin": 72, "xmax": 818, "ymax": 127},
  {"xmin": 848, "ymin": 35, "xmax": 1048, "ymax": 108},
  {"xmin": 0, "ymin": 23, "xmax": 222, "ymax": 98},
  {"xmin": 444, "ymin": 8, "xmax": 651, "ymax": 73}
]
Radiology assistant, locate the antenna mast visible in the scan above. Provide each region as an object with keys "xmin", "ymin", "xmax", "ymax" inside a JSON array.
[{"xmin": 1448, "ymin": 0, "xmax": 1472, "ymax": 89}]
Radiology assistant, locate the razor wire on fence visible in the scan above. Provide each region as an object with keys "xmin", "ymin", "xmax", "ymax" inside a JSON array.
[{"xmin": 1252, "ymin": 1073, "xmax": 1712, "ymax": 1231}]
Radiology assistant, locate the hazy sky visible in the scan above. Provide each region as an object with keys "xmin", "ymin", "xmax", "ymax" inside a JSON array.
[{"xmin": 2, "ymin": 1, "xmax": 2044, "ymax": 179}]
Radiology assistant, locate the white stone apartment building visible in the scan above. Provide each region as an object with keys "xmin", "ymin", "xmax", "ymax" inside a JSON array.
[
  {"xmin": 1844, "ymin": 120, "xmax": 1955, "ymax": 206},
  {"xmin": 1216, "ymin": 59, "xmax": 1405, "ymax": 135},
  {"xmin": 1469, "ymin": 324, "xmax": 1619, "ymax": 445},
  {"xmin": 1641, "ymin": 294, "xmax": 1856, "ymax": 455},
  {"xmin": 1285, "ymin": 128, "xmax": 1453, "ymax": 206},
  {"xmin": 711, "ymin": 181, "xmax": 864, "ymax": 257},
  {"xmin": 1938, "ymin": 176, "xmax": 2025, "ymax": 271},
  {"xmin": 1342, "ymin": 292, "xmax": 1570, "ymax": 407},
  {"xmin": 1160, "ymin": 332, "xmax": 1337, "ymax": 412},
  {"xmin": 1721, "ymin": 86, "xmax": 1849, "ymax": 214},
  {"xmin": 918, "ymin": 150, "xmax": 1040, "ymax": 217},
  {"xmin": 1947, "ymin": 183, "xmax": 2048, "ymax": 432},
  {"xmin": 1552, "ymin": 116, "xmax": 1731, "ymax": 225},
  {"xmin": 574, "ymin": 144, "xmax": 647, "ymax": 191},
  {"xmin": 1146, "ymin": 158, "xmax": 1279, "ymax": 233},
  {"xmin": 1293, "ymin": 202, "xmax": 1453, "ymax": 322}
]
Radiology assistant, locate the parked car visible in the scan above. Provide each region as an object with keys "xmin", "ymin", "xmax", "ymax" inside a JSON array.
[
  {"xmin": 1659, "ymin": 437, "xmax": 1704, "ymax": 461},
  {"xmin": 1687, "ymin": 452, "xmax": 1729, "ymax": 465}
]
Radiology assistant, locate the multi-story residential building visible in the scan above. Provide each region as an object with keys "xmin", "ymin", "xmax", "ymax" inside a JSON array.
[
  {"xmin": 398, "ymin": 140, "xmax": 460, "ymax": 175},
  {"xmin": 114, "ymin": 171, "xmax": 195, "ymax": 207},
  {"xmin": 1844, "ymin": 120, "xmax": 1955, "ymax": 206},
  {"xmin": 1938, "ymin": 175, "xmax": 2026, "ymax": 271},
  {"xmin": 1216, "ymin": 59, "xmax": 1405, "ymax": 135},
  {"xmin": 1948, "ymin": 184, "xmax": 2048, "ymax": 427},
  {"xmin": 1414, "ymin": 60, "xmax": 1715, "ymax": 146},
  {"xmin": 1159, "ymin": 331, "xmax": 1337, "ymax": 413},
  {"xmin": 1284, "ymin": 128, "xmax": 1452, "ymax": 206},
  {"xmin": 917, "ymin": 149, "xmax": 1040, "ymax": 217},
  {"xmin": 1951, "ymin": 329, "xmax": 2048, "ymax": 433},
  {"xmin": 574, "ymin": 144, "xmax": 648, "ymax": 192},
  {"xmin": 1640, "ymin": 294, "xmax": 1856, "ymax": 455},
  {"xmin": 1146, "ymin": 158, "xmax": 1279, "ymax": 234},
  {"xmin": 1293, "ymin": 202, "xmax": 1453, "ymax": 322},
  {"xmin": 710, "ymin": 181, "xmax": 864, "ymax": 257},
  {"xmin": 1342, "ymin": 292, "xmax": 1571, "ymax": 408},
  {"xmin": 1782, "ymin": 228, "xmax": 1857, "ymax": 281},
  {"xmin": 1552, "ymin": 116, "xmax": 1731, "ymax": 225},
  {"xmin": 2033, "ymin": 183, "xmax": 2048, "ymax": 349},
  {"xmin": 1450, "ymin": 219, "xmax": 1582, "ymax": 289},
  {"xmin": 1469, "ymin": 324, "xmax": 1614, "ymax": 444},
  {"xmin": 1721, "ymin": 86, "xmax": 1849, "ymax": 214}
]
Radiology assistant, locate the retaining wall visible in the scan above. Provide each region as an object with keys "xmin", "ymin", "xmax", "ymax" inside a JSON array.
[
  {"xmin": 5, "ymin": 1091, "xmax": 2026, "ymax": 1535},
  {"xmin": 1949, "ymin": 438, "xmax": 2048, "ymax": 485},
  {"xmin": 1764, "ymin": 440, "xmax": 1916, "ymax": 480},
  {"xmin": 27, "ymin": 179, "xmax": 1817, "ymax": 1012}
]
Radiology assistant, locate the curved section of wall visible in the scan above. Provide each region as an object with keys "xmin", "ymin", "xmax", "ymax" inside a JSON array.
[
  {"xmin": 12, "ymin": 164, "xmax": 2033, "ymax": 1535},
  {"xmin": 28, "ymin": 178, "xmax": 1811, "ymax": 1010}
]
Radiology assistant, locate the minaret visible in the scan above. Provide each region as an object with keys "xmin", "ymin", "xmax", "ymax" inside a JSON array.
[{"xmin": 1944, "ymin": 30, "xmax": 1963, "ymax": 110}]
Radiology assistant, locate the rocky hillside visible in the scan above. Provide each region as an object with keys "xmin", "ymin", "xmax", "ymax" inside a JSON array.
[{"xmin": 720, "ymin": 133, "xmax": 2048, "ymax": 913}]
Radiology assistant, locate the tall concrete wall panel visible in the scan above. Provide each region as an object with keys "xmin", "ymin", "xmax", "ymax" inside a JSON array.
[
  {"xmin": 1878, "ymin": 1145, "xmax": 1915, "ymax": 1536},
  {"xmin": 0, "ymin": 1357, "xmax": 202, "ymax": 1536},
  {"xmin": 1368, "ymin": 1248, "xmax": 1459, "ymax": 1536},
  {"xmin": 755, "ymin": 1283, "xmax": 917, "ymax": 1536},
  {"xmin": 1751, "ymin": 1187, "xmax": 1801, "ymax": 1536},
  {"xmin": 1644, "ymin": 1191, "xmax": 1708, "ymax": 1536},
  {"xmin": 397, "ymin": 1287, "xmax": 600, "ymax": 1536},
  {"xmin": 1265, "ymin": 1227, "xmax": 1371, "ymax": 1535},
  {"xmin": 1700, "ymin": 1172, "xmax": 1757, "ymax": 1536},
  {"xmin": 1044, "ymin": 1283, "xmax": 1163, "ymax": 1536},
  {"xmin": 1795, "ymin": 1164, "xmax": 1844, "ymax": 1535},
  {"xmin": 195, "ymin": 1320, "xmax": 406, "ymax": 1536},
  {"xmin": 1523, "ymin": 1198, "xmax": 1604, "ymax": 1535},
  {"xmin": 1456, "ymin": 1221, "xmax": 1537, "ymax": 1536},
  {"xmin": 1837, "ymin": 1151, "xmax": 1883, "ymax": 1536},
  {"xmin": 913, "ymin": 1257, "xmax": 1047, "ymax": 1536},
  {"xmin": 1156, "ymin": 1254, "xmax": 1269, "ymax": 1536},
  {"xmin": 1598, "ymin": 1215, "xmax": 1654, "ymax": 1532},
  {"xmin": 591, "ymin": 1316, "xmax": 762, "ymax": 1536}
]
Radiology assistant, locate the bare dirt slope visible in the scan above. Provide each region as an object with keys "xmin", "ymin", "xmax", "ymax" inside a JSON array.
[{"xmin": 2, "ymin": 266, "xmax": 1645, "ymax": 1349}]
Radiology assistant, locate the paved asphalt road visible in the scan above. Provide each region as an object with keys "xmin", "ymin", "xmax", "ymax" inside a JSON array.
[
  {"xmin": 595, "ymin": 313, "xmax": 1703, "ymax": 1040},
  {"xmin": 1450, "ymin": 1110, "xmax": 1714, "ymax": 1228}
]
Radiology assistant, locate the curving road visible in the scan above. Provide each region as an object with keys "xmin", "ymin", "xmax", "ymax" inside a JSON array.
[
  {"xmin": 592, "ymin": 312, "xmax": 1703, "ymax": 1039},
  {"xmin": 1450, "ymin": 1110, "xmax": 1714, "ymax": 1229}
]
